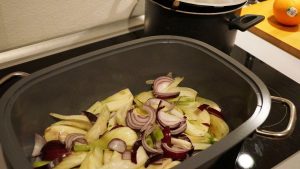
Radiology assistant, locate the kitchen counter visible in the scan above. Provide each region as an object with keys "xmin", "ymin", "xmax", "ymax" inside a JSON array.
[{"xmin": 241, "ymin": 0, "xmax": 300, "ymax": 59}]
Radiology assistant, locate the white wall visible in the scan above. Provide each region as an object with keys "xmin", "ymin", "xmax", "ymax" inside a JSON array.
[{"xmin": 0, "ymin": 0, "xmax": 144, "ymax": 51}]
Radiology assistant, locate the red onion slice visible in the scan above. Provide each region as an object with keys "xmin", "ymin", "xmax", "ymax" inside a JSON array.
[
  {"xmin": 177, "ymin": 134, "xmax": 194, "ymax": 156},
  {"xmin": 198, "ymin": 104, "xmax": 210, "ymax": 111},
  {"xmin": 144, "ymin": 154, "xmax": 164, "ymax": 168},
  {"xmin": 122, "ymin": 150, "xmax": 131, "ymax": 160},
  {"xmin": 161, "ymin": 142, "xmax": 189, "ymax": 161},
  {"xmin": 131, "ymin": 140, "xmax": 142, "ymax": 164},
  {"xmin": 108, "ymin": 138, "xmax": 127, "ymax": 153},
  {"xmin": 41, "ymin": 140, "xmax": 69, "ymax": 161},
  {"xmin": 170, "ymin": 120, "xmax": 187, "ymax": 135},
  {"xmin": 126, "ymin": 109, "xmax": 145, "ymax": 130},
  {"xmin": 140, "ymin": 105, "xmax": 156, "ymax": 132},
  {"xmin": 157, "ymin": 110, "xmax": 183, "ymax": 129},
  {"xmin": 32, "ymin": 134, "xmax": 47, "ymax": 157},
  {"xmin": 198, "ymin": 104, "xmax": 224, "ymax": 119},
  {"xmin": 64, "ymin": 133, "xmax": 87, "ymax": 150},
  {"xmin": 126, "ymin": 107, "xmax": 156, "ymax": 131},
  {"xmin": 153, "ymin": 76, "xmax": 180, "ymax": 99},
  {"xmin": 162, "ymin": 127, "xmax": 171, "ymax": 146},
  {"xmin": 142, "ymin": 126, "xmax": 163, "ymax": 154}
]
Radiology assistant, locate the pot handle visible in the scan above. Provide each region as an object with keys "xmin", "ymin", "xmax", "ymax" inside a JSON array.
[
  {"xmin": 256, "ymin": 96, "xmax": 297, "ymax": 138},
  {"xmin": 0, "ymin": 71, "xmax": 30, "ymax": 86},
  {"xmin": 229, "ymin": 14, "xmax": 265, "ymax": 31}
]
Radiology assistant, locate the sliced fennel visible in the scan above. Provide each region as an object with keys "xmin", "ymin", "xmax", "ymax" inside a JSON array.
[
  {"xmin": 44, "ymin": 125, "xmax": 87, "ymax": 142},
  {"xmin": 79, "ymin": 146, "xmax": 103, "ymax": 169},
  {"xmin": 53, "ymin": 152, "xmax": 87, "ymax": 169},
  {"xmin": 86, "ymin": 105, "xmax": 110, "ymax": 143}
]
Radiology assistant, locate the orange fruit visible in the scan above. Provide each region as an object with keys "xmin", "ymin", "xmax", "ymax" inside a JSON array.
[{"xmin": 273, "ymin": 0, "xmax": 300, "ymax": 26}]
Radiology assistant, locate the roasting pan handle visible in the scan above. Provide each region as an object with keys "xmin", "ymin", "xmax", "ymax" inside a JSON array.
[
  {"xmin": 256, "ymin": 96, "xmax": 297, "ymax": 138},
  {"xmin": 0, "ymin": 71, "xmax": 30, "ymax": 86}
]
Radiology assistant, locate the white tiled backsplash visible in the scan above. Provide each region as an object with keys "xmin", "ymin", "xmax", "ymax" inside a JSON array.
[{"xmin": 0, "ymin": 0, "xmax": 144, "ymax": 51}]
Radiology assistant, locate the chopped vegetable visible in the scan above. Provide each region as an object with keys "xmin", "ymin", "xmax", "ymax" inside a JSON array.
[
  {"xmin": 41, "ymin": 140, "xmax": 69, "ymax": 161},
  {"xmin": 49, "ymin": 113, "xmax": 89, "ymax": 122},
  {"xmin": 44, "ymin": 125, "xmax": 87, "ymax": 142},
  {"xmin": 73, "ymin": 144, "xmax": 90, "ymax": 152},
  {"xmin": 85, "ymin": 105, "xmax": 110, "ymax": 143},
  {"xmin": 97, "ymin": 127, "xmax": 138, "ymax": 148},
  {"xmin": 52, "ymin": 120, "xmax": 92, "ymax": 131},
  {"xmin": 79, "ymin": 146, "xmax": 103, "ymax": 169},
  {"xmin": 103, "ymin": 149, "xmax": 113, "ymax": 165},
  {"xmin": 53, "ymin": 152, "xmax": 87, "ymax": 169},
  {"xmin": 108, "ymin": 138, "xmax": 127, "ymax": 153},
  {"xmin": 151, "ymin": 126, "xmax": 164, "ymax": 142},
  {"xmin": 32, "ymin": 133, "xmax": 46, "ymax": 157},
  {"xmin": 33, "ymin": 74, "xmax": 230, "ymax": 168},
  {"xmin": 209, "ymin": 114, "xmax": 229, "ymax": 139}
]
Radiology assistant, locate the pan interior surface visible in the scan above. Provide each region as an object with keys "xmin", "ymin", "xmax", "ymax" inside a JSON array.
[{"xmin": 0, "ymin": 36, "xmax": 269, "ymax": 169}]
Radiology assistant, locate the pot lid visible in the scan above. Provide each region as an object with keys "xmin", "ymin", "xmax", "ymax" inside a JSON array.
[{"xmin": 178, "ymin": 0, "xmax": 247, "ymax": 7}]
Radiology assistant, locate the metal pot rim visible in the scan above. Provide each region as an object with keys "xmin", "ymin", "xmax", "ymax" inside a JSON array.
[{"xmin": 149, "ymin": 0, "xmax": 246, "ymax": 15}]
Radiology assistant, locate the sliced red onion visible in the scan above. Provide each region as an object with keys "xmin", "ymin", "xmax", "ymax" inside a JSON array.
[
  {"xmin": 32, "ymin": 134, "xmax": 47, "ymax": 157},
  {"xmin": 41, "ymin": 140, "xmax": 69, "ymax": 161},
  {"xmin": 207, "ymin": 107, "xmax": 224, "ymax": 119},
  {"xmin": 171, "ymin": 138, "xmax": 192, "ymax": 150},
  {"xmin": 198, "ymin": 104, "xmax": 224, "ymax": 119},
  {"xmin": 198, "ymin": 104, "xmax": 210, "ymax": 111},
  {"xmin": 153, "ymin": 76, "xmax": 180, "ymax": 99},
  {"xmin": 82, "ymin": 111, "xmax": 97, "ymax": 123},
  {"xmin": 144, "ymin": 154, "xmax": 164, "ymax": 168},
  {"xmin": 131, "ymin": 140, "xmax": 142, "ymax": 164},
  {"xmin": 142, "ymin": 126, "xmax": 163, "ymax": 154},
  {"xmin": 140, "ymin": 105, "xmax": 156, "ymax": 132},
  {"xmin": 145, "ymin": 98, "xmax": 174, "ymax": 111},
  {"xmin": 170, "ymin": 120, "xmax": 187, "ymax": 135},
  {"xmin": 132, "ymin": 110, "xmax": 150, "ymax": 124},
  {"xmin": 161, "ymin": 143, "xmax": 189, "ymax": 161},
  {"xmin": 122, "ymin": 150, "xmax": 131, "ymax": 160},
  {"xmin": 126, "ymin": 109, "xmax": 145, "ymax": 130},
  {"xmin": 162, "ymin": 127, "xmax": 171, "ymax": 146},
  {"xmin": 108, "ymin": 138, "xmax": 127, "ymax": 153},
  {"xmin": 157, "ymin": 110, "xmax": 183, "ymax": 129},
  {"xmin": 64, "ymin": 133, "xmax": 87, "ymax": 150},
  {"xmin": 177, "ymin": 134, "xmax": 194, "ymax": 156}
]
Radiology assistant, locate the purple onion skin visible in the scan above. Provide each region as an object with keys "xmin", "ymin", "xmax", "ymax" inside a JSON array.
[
  {"xmin": 82, "ymin": 111, "xmax": 97, "ymax": 123},
  {"xmin": 162, "ymin": 127, "xmax": 171, "ymax": 146},
  {"xmin": 41, "ymin": 140, "xmax": 69, "ymax": 161},
  {"xmin": 178, "ymin": 134, "xmax": 194, "ymax": 156},
  {"xmin": 198, "ymin": 104, "xmax": 209, "ymax": 111},
  {"xmin": 161, "ymin": 143, "xmax": 187, "ymax": 161},
  {"xmin": 154, "ymin": 93, "xmax": 180, "ymax": 99},
  {"xmin": 131, "ymin": 140, "xmax": 142, "ymax": 164},
  {"xmin": 207, "ymin": 107, "xmax": 224, "ymax": 119},
  {"xmin": 198, "ymin": 104, "xmax": 224, "ymax": 119},
  {"xmin": 144, "ymin": 154, "xmax": 164, "ymax": 168}
]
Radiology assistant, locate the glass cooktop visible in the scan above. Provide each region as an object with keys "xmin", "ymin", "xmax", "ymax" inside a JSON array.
[{"xmin": 0, "ymin": 29, "xmax": 299, "ymax": 169}]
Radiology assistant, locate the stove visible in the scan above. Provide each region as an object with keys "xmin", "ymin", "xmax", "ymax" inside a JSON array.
[{"xmin": 0, "ymin": 29, "xmax": 299, "ymax": 169}]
